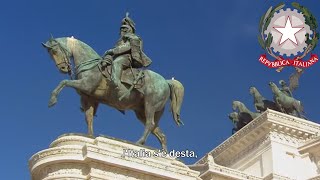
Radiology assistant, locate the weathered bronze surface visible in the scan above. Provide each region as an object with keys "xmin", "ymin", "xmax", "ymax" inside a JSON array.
[
  {"xmin": 229, "ymin": 101, "xmax": 261, "ymax": 133},
  {"xmin": 228, "ymin": 112, "xmax": 253, "ymax": 134},
  {"xmin": 103, "ymin": 13, "xmax": 152, "ymax": 95},
  {"xmin": 250, "ymin": 86, "xmax": 280, "ymax": 112},
  {"xmin": 269, "ymin": 82, "xmax": 306, "ymax": 119},
  {"xmin": 42, "ymin": 15, "xmax": 184, "ymax": 151},
  {"xmin": 229, "ymin": 71, "xmax": 307, "ymax": 133}
]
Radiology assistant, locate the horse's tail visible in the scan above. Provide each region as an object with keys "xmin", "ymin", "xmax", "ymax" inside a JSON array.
[{"xmin": 167, "ymin": 79, "xmax": 184, "ymax": 126}]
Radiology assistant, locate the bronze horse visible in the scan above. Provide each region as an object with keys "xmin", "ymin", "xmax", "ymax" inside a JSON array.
[
  {"xmin": 249, "ymin": 86, "xmax": 280, "ymax": 112},
  {"xmin": 42, "ymin": 37, "xmax": 184, "ymax": 151},
  {"xmin": 228, "ymin": 112, "xmax": 252, "ymax": 134},
  {"xmin": 269, "ymin": 82, "xmax": 306, "ymax": 119},
  {"xmin": 232, "ymin": 101, "xmax": 261, "ymax": 119}
]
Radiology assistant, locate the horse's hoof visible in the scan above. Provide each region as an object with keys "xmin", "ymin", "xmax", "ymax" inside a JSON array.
[
  {"xmin": 88, "ymin": 133, "xmax": 95, "ymax": 138},
  {"xmin": 136, "ymin": 139, "xmax": 145, "ymax": 145},
  {"xmin": 161, "ymin": 147, "xmax": 168, "ymax": 153},
  {"xmin": 48, "ymin": 98, "xmax": 57, "ymax": 107}
]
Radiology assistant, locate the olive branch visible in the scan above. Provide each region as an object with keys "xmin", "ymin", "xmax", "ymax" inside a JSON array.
[
  {"xmin": 258, "ymin": 2, "xmax": 319, "ymax": 61},
  {"xmin": 258, "ymin": 3, "xmax": 285, "ymax": 60},
  {"xmin": 291, "ymin": 2, "xmax": 319, "ymax": 60}
]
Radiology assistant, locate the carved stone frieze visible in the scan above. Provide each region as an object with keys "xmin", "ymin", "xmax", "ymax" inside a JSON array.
[
  {"xmin": 196, "ymin": 110, "xmax": 320, "ymax": 165},
  {"xmin": 223, "ymin": 135, "xmax": 271, "ymax": 167}
]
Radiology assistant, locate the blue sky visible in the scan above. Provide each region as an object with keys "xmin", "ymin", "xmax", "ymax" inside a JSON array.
[{"xmin": 1, "ymin": 0, "xmax": 319, "ymax": 179}]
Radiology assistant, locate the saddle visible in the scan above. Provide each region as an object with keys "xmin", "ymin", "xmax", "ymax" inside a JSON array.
[
  {"xmin": 100, "ymin": 57, "xmax": 145, "ymax": 95},
  {"xmin": 121, "ymin": 68, "xmax": 145, "ymax": 91}
]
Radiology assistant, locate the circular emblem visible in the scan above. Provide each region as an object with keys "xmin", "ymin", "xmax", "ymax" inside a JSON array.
[
  {"xmin": 265, "ymin": 8, "xmax": 312, "ymax": 56},
  {"xmin": 258, "ymin": 2, "xmax": 319, "ymax": 72}
]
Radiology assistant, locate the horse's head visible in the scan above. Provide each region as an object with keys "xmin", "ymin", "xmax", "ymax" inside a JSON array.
[
  {"xmin": 232, "ymin": 101, "xmax": 240, "ymax": 111},
  {"xmin": 249, "ymin": 86, "xmax": 256, "ymax": 95},
  {"xmin": 268, "ymin": 82, "xmax": 278, "ymax": 92},
  {"xmin": 42, "ymin": 37, "xmax": 72, "ymax": 74}
]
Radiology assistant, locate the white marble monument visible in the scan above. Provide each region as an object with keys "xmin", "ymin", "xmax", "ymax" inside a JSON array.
[
  {"xmin": 29, "ymin": 109, "xmax": 320, "ymax": 180},
  {"xmin": 29, "ymin": 134, "xmax": 200, "ymax": 180},
  {"xmin": 191, "ymin": 109, "xmax": 320, "ymax": 180}
]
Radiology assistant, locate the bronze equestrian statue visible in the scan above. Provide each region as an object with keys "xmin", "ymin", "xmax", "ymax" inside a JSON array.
[
  {"xmin": 42, "ymin": 14, "xmax": 184, "ymax": 151},
  {"xmin": 103, "ymin": 13, "xmax": 151, "ymax": 97}
]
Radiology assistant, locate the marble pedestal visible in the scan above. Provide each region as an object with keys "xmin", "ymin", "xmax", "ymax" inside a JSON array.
[{"xmin": 29, "ymin": 134, "xmax": 200, "ymax": 180}]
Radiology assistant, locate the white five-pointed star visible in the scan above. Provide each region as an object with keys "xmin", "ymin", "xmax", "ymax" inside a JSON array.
[{"xmin": 274, "ymin": 16, "xmax": 304, "ymax": 45}]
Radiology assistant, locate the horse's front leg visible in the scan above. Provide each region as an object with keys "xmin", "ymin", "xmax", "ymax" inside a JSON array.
[
  {"xmin": 275, "ymin": 97, "xmax": 285, "ymax": 113},
  {"xmin": 48, "ymin": 79, "xmax": 69, "ymax": 107},
  {"xmin": 48, "ymin": 78, "xmax": 96, "ymax": 107}
]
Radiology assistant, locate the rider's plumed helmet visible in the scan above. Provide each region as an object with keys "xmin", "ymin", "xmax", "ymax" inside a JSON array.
[{"xmin": 121, "ymin": 12, "xmax": 136, "ymax": 33}]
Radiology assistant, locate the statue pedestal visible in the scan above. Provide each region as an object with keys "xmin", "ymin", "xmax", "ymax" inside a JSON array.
[
  {"xmin": 29, "ymin": 110, "xmax": 320, "ymax": 180},
  {"xmin": 29, "ymin": 134, "xmax": 200, "ymax": 180},
  {"xmin": 192, "ymin": 109, "xmax": 320, "ymax": 180}
]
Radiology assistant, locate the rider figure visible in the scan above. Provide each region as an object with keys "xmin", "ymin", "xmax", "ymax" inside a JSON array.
[
  {"xmin": 279, "ymin": 80, "xmax": 293, "ymax": 97},
  {"xmin": 103, "ymin": 13, "xmax": 152, "ymax": 91}
]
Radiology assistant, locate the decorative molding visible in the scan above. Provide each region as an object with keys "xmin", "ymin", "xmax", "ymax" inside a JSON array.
[
  {"xmin": 29, "ymin": 134, "xmax": 200, "ymax": 180},
  {"xmin": 29, "ymin": 146, "xmax": 83, "ymax": 169},
  {"xmin": 196, "ymin": 112, "xmax": 268, "ymax": 165},
  {"xmin": 269, "ymin": 131, "xmax": 304, "ymax": 147},
  {"xmin": 50, "ymin": 133, "xmax": 94, "ymax": 148},
  {"xmin": 196, "ymin": 110, "xmax": 320, "ymax": 165},
  {"xmin": 267, "ymin": 111, "xmax": 320, "ymax": 134},
  {"xmin": 263, "ymin": 173, "xmax": 294, "ymax": 180},
  {"xmin": 299, "ymin": 136, "xmax": 320, "ymax": 154},
  {"xmin": 205, "ymin": 163, "xmax": 262, "ymax": 180},
  {"xmin": 37, "ymin": 163, "xmax": 88, "ymax": 180},
  {"xmin": 90, "ymin": 162, "xmax": 164, "ymax": 180},
  {"xmin": 84, "ymin": 144, "xmax": 193, "ymax": 176},
  {"xmin": 224, "ymin": 135, "xmax": 271, "ymax": 167}
]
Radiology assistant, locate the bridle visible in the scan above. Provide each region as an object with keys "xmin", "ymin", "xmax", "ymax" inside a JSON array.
[{"xmin": 50, "ymin": 39, "xmax": 74, "ymax": 78}]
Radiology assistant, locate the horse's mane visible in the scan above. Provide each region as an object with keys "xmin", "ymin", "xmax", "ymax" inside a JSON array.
[
  {"xmin": 54, "ymin": 37, "xmax": 68, "ymax": 49},
  {"xmin": 76, "ymin": 39, "xmax": 101, "ymax": 58},
  {"xmin": 252, "ymin": 87, "xmax": 266, "ymax": 101},
  {"xmin": 56, "ymin": 37, "xmax": 101, "ymax": 59}
]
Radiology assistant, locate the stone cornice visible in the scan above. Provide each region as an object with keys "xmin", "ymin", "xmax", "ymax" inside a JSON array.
[
  {"xmin": 227, "ymin": 135, "xmax": 271, "ymax": 168},
  {"xmin": 263, "ymin": 173, "xmax": 293, "ymax": 180},
  {"xmin": 29, "ymin": 134, "xmax": 200, "ymax": 180},
  {"xmin": 196, "ymin": 110, "xmax": 320, "ymax": 165},
  {"xmin": 299, "ymin": 136, "xmax": 320, "ymax": 154},
  {"xmin": 190, "ymin": 157, "xmax": 262, "ymax": 180},
  {"xmin": 206, "ymin": 163, "xmax": 262, "ymax": 180}
]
